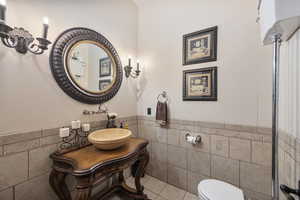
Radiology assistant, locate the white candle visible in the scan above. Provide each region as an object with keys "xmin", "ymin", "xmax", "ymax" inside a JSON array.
[
  {"xmin": 128, "ymin": 56, "xmax": 132, "ymax": 67},
  {"xmin": 82, "ymin": 123, "xmax": 90, "ymax": 132},
  {"xmin": 0, "ymin": 0, "xmax": 6, "ymax": 6},
  {"xmin": 71, "ymin": 121, "xmax": 76, "ymax": 129},
  {"xmin": 0, "ymin": 0, "xmax": 6, "ymax": 22},
  {"xmin": 137, "ymin": 60, "xmax": 140, "ymax": 71},
  {"xmin": 42, "ymin": 16, "xmax": 49, "ymax": 39},
  {"xmin": 59, "ymin": 128, "xmax": 70, "ymax": 138},
  {"xmin": 76, "ymin": 120, "xmax": 81, "ymax": 129},
  {"xmin": 71, "ymin": 120, "xmax": 80, "ymax": 129}
]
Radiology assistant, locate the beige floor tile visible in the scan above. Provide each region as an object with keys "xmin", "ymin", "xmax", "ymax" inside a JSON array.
[
  {"xmin": 160, "ymin": 184, "xmax": 186, "ymax": 200},
  {"xmin": 125, "ymin": 177, "xmax": 135, "ymax": 188},
  {"xmin": 106, "ymin": 180, "xmax": 158, "ymax": 200},
  {"xmin": 184, "ymin": 192, "xmax": 198, "ymax": 200},
  {"xmin": 125, "ymin": 175, "xmax": 151, "ymax": 189},
  {"xmin": 144, "ymin": 189, "xmax": 158, "ymax": 199},
  {"xmin": 142, "ymin": 174, "xmax": 152, "ymax": 184},
  {"xmin": 144, "ymin": 176, "xmax": 167, "ymax": 194},
  {"xmin": 155, "ymin": 196, "xmax": 168, "ymax": 200}
]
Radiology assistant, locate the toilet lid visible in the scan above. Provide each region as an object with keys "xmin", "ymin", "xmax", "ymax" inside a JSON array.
[{"xmin": 198, "ymin": 179, "xmax": 244, "ymax": 200}]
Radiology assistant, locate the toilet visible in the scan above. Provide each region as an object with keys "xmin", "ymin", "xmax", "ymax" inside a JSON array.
[{"xmin": 198, "ymin": 179, "xmax": 244, "ymax": 200}]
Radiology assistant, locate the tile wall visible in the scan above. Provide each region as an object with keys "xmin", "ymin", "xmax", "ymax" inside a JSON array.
[
  {"xmin": 278, "ymin": 131, "xmax": 300, "ymax": 200},
  {"xmin": 0, "ymin": 116, "xmax": 138, "ymax": 200},
  {"xmin": 137, "ymin": 116, "xmax": 273, "ymax": 200},
  {"xmin": 0, "ymin": 115, "xmax": 277, "ymax": 200}
]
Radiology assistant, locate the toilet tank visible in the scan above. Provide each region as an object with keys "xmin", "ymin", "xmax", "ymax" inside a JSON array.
[{"xmin": 258, "ymin": 0, "xmax": 300, "ymax": 45}]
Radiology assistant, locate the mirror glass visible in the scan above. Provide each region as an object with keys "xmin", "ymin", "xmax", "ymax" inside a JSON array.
[{"xmin": 67, "ymin": 41, "xmax": 115, "ymax": 94}]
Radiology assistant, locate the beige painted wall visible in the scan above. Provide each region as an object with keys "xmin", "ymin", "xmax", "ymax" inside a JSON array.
[
  {"xmin": 136, "ymin": 0, "xmax": 273, "ymax": 127},
  {"xmin": 0, "ymin": 0, "xmax": 275, "ymax": 135},
  {"xmin": 0, "ymin": 0, "xmax": 138, "ymax": 135}
]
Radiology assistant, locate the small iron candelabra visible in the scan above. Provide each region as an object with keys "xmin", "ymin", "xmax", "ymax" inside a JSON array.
[{"xmin": 60, "ymin": 128, "xmax": 90, "ymax": 150}]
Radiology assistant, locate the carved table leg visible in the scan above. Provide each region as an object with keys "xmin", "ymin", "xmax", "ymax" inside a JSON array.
[
  {"xmin": 119, "ymin": 171, "xmax": 125, "ymax": 183},
  {"xmin": 74, "ymin": 176, "xmax": 94, "ymax": 200},
  {"xmin": 134, "ymin": 150, "xmax": 150, "ymax": 195},
  {"xmin": 74, "ymin": 187, "xmax": 93, "ymax": 200},
  {"xmin": 118, "ymin": 150, "xmax": 150, "ymax": 200},
  {"xmin": 49, "ymin": 169, "xmax": 72, "ymax": 200}
]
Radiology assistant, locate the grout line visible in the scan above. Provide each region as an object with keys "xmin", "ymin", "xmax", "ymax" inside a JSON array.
[
  {"xmin": 27, "ymin": 150, "xmax": 30, "ymax": 180},
  {"xmin": 239, "ymin": 160, "xmax": 241, "ymax": 188},
  {"xmin": 13, "ymin": 186, "xmax": 15, "ymax": 200},
  {"xmin": 228, "ymin": 137, "xmax": 231, "ymax": 159},
  {"xmin": 250, "ymin": 140, "xmax": 253, "ymax": 163}
]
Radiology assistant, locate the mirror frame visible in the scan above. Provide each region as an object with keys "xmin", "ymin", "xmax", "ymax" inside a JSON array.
[{"xmin": 50, "ymin": 27, "xmax": 123, "ymax": 104}]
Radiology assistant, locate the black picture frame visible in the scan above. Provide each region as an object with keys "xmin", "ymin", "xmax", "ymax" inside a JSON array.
[
  {"xmin": 183, "ymin": 26, "xmax": 218, "ymax": 65},
  {"xmin": 99, "ymin": 79, "xmax": 112, "ymax": 90},
  {"xmin": 183, "ymin": 67, "xmax": 217, "ymax": 101},
  {"xmin": 99, "ymin": 57, "xmax": 112, "ymax": 77}
]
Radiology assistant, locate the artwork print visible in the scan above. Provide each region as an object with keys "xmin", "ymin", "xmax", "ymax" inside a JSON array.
[
  {"xmin": 183, "ymin": 67, "xmax": 217, "ymax": 101},
  {"xmin": 183, "ymin": 26, "xmax": 217, "ymax": 65}
]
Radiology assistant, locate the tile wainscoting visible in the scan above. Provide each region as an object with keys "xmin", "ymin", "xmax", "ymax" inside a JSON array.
[
  {"xmin": 0, "ymin": 115, "xmax": 278, "ymax": 200},
  {"xmin": 0, "ymin": 116, "xmax": 138, "ymax": 200},
  {"xmin": 278, "ymin": 131, "xmax": 300, "ymax": 200},
  {"xmin": 137, "ymin": 116, "xmax": 273, "ymax": 200}
]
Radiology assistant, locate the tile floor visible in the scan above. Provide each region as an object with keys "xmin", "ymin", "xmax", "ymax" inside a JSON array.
[{"xmin": 108, "ymin": 175, "xmax": 198, "ymax": 200}]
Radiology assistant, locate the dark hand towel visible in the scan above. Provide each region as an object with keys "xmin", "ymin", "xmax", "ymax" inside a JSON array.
[{"xmin": 156, "ymin": 101, "xmax": 168, "ymax": 126}]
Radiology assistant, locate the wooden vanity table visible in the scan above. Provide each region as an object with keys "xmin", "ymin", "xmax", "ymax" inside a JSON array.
[{"xmin": 49, "ymin": 138, "xmax": 149, "ymax": 200}]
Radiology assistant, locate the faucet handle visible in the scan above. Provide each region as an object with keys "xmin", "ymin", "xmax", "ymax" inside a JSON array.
[
  {"xmin": 83, "ymin": 110, "xmax": 90, "ymax": 115},
  {"xmin": 98, "ymin": 104, "xmax": 108, "ymax": 113}
]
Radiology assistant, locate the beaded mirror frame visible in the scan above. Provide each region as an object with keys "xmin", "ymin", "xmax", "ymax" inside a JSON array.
[{"xmin": 50, "ymin": 27, "xmax": 123, "ymax": 104}]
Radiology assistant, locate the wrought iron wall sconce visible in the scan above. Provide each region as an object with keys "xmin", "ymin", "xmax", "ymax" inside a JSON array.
[
  {"xmin": 124, "ymin": 57, "xmax": 141, "ymax": 79},
  {"xmin": 0, "ymin": 0, "xmax": 51, "ymax": 55}
]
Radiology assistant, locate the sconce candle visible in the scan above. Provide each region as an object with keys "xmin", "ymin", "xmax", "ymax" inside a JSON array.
[
  {"xmin": 137, "ymin": 60, "xmax": 140, "ymax": 71},
  {"xmin": 128, "ymin": 57, "xmax": 132, "ymax": 67},
  {"xmin": 0, "ymin": 0, "xmax": 6, "ymax": 23},
  {"xmin": 42, "ymin": 17, "xmax": 49, "ymax": 39}
]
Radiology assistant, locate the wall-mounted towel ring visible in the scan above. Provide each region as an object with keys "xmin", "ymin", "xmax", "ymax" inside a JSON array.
[{"xmin": 157, "ymin": 91, "xmax": 168, "ymax": 103}]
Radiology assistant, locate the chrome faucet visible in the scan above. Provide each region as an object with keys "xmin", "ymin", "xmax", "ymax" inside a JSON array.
[{"xmin": 82, "ymin": 104, "xmax": 108, "ymax": 115}]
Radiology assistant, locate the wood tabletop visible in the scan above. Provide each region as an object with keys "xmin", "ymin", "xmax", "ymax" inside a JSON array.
[{"xmin": 59, "ymin": 138, "xmax": 148, "ymax": 171}]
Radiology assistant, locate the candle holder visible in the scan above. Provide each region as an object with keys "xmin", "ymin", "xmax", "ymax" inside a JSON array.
[
  {"xmin": 0, "ymin": 25, "xmax": 51, "ymax": 55},
  {"xmin": 0, "ymin": 1, "xmax": 51, "ymax": 55},
  {"xmin": 124, "ymin": 58, "xmax": 141, "ymax": 79},
  {"xmin": 59, "ymin": 128, "xmax": 90, "ymax": 150}
]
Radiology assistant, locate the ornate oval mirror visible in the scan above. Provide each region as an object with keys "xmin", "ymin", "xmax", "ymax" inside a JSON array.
[{"xmin": 50, "ymin": 28, "xmax": 123, "ymax": 104}]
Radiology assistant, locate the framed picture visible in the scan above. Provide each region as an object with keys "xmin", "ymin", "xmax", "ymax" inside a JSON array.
[
  {"xmin": 183, "ymin": 26, "xmax": 218, "ymax": 65},
  {"xmin": 99, "ymin": 57, "xmax": 112, "ymax": 77},
  {"xmin": 183, "ymin": 67, "xmax": 217, "ymax": 101},
  {"xmin": 99, "ymin": 79, "xmax": 111, "ymax": 90}
]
